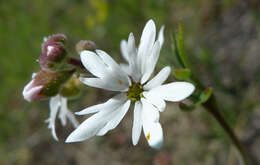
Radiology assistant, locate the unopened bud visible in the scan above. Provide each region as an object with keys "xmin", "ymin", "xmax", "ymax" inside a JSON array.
[
  {"xmin": 39, "ymin": 34, "xmax": 67, "ymax": 71},
  {"xmin": 75, "ymin": 40, "xmax": 96, "ymax": 53},
  {"xmin": 23, "ymin": 69, "xmax": 75, "ymax": 102},
  {"xmin": 42, "ymin": 34, "xmax": 67, "ymax": 46}
]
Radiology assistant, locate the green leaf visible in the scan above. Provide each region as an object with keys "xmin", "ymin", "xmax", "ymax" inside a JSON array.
[
  {"xmin": 177, "ymin": 21, "xmax": 190, "ymax": 69},
  {"xmin": 173, "ymin": 68, "xmax": 192, "ymax": 81},
  {"xmin": 171, "ymin": 33, "xmax": 185, "ymax": 68},
  {"xmin": 198, "ymin": 88, "xmax": 213, "ymax": 104}
]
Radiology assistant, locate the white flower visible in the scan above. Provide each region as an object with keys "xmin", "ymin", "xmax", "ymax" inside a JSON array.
[
  {"xmin": 45, "ymin": 94, "xmax": 79, "ymax": 141},
  {"xmin": 66, "ymin": 19, "xmax": 195, "ymax": 149}
]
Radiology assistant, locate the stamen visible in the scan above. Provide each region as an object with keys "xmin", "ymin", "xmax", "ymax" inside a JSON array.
[
  {"xmin": 119, "ymin": 80, "xmax": 123, "ymax": 85},
  {"xmin": 146, "ymin": 132, "xmax": 151, "ymax": 141},
  {"xmin": 127, "ymin": 83, "xmax": 144, "ymax": 101}
]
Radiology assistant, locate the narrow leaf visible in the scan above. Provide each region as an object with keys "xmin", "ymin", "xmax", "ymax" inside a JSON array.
[{"xmin": 177, "ymin": 21, "xmax": 190, "ymax": 69}]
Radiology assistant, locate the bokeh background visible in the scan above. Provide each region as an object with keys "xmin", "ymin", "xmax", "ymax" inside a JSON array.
[{"xmin": 1, "ymin": 0, "xmax": 260, "ymax": 164}]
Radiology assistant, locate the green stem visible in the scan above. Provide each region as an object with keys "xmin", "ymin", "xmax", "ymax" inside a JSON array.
[
  {"xmin": 67, "ymin": 57, "xmax": 85, "ymax": 70},
  {"xmin": 202, "ymin": 95, "xmax": 250, "ymax": 165}
]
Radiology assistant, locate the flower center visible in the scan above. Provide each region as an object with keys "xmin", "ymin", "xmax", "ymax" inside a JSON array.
[{"xmin": 127, "ymin": 83, "xmax": 144, "ymax": 101}]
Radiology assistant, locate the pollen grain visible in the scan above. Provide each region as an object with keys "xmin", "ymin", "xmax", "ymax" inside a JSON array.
[{"xmin": 146, "ymin": 133, "xmax": 151, "ymax": 141}]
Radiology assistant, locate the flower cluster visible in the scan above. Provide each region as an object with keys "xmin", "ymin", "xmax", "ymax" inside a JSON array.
[
  {"xmin": 23, "ymin": 19, "xmax": 195, "ymax": 148},
  {"xmin": 23, "ymin": 34, "xmax": 80, "ymax": 140}
]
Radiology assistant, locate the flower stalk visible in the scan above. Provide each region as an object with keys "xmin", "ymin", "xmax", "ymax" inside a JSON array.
[
  {"xmin": 173, "ymin": 21, "xmax": 250, "ymax": 165},
  {"xmin": 202, "ymin": 95, "xmax": 249, "ymax": 165},
  {"xmin": 67, "ymin": 57, "xmax": 85, "ymax": 70}
]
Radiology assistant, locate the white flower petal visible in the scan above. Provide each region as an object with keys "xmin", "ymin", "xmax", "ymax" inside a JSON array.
[
  {"xmin": 127, "ymin": 33, "xmax": 142, "ymax": 82},
  {"xmin": 120, "ymin": 40, "xmax": 129, "ymax": 62},
  {"xmin": 127, "ymin": 33, "xmax": 137, "ymax": 60},
  {"xmin": 47, "ymin": 95, "xmax": 61, "ymax": 141},
  {"xmin": 144, "ymin": 66, "xmax": 171, "ymax": 90},
  {"xmin": 96, "ymin": 49, "xmax": 131, "ymax": 87},
  {"xmin": 65, "ymin": 111, "xmax": 109, "ymax": 143},
  {"xmin": 149, "ymin": 82, "xmax": 195, "ymax": 102},
  {"xmin": 59, "ymin": 96, "xmax": 79, "ymax": 128},
  {"xmin": 143, "ymin": 92, "xmax": 166, "ymax": 112},
  {"xmin": 80, "ymin": 77, "xmax": 128, "ymax": 92},
  {"xmin": 120, "ymin": 63, "xmax": 131, "ymax": 75},
  {"xmin": 138, "ymin": 19, "xmax": 156, "ymax": 74},
  {"xmin": 76, "ymin": 93, "xmax": 127, "ymax": 115},
  {"xmin": 141, "ymin": 40, "xmax": 161, "ymax": 84},
  {"xmin": 141, "ymin": 98, "xmax": 160, "ymax": 122},
  {"xmin": 127, "ymin": 33, "xmax": 137, "ymax": 67},
  {"xmin": 65, "ymin": 110, "xmax": 79, "ymax": 128},
  {"xmin": 59, "ymin": 97, "xmax": 68, "ymax": 126},
  {"xmin": 158, "ymin": 25, "xmax": 165, "ymax": 48},
  {"xmin": 96, "ymin": 100, "xmax": 130, "ymax": 136},
  {"xmin": 143, "ymin": 121, "xmax": 163, "ymax": 149},
  {"xmin": 80, "ymin": 50, "xmax": 108, "ymax": 78},
  {"xmin": 132, "ymin": 101, "xmax": 142, "ymax": 146}
]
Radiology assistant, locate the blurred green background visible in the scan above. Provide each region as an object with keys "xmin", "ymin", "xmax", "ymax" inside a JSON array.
[{"xmin": 1, "ymin": 0, "xmax": 260, "ymax": 164}]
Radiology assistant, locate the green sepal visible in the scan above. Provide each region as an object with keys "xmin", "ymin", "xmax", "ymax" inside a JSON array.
[
  {"xmin": 34, "ymin": 69, "xmax": 75, "ymax": 97},
  {"xmin": 173, "ymin": 68, "xmax": 192, "ymax": 81},
  {"xmin": 60, "ymin": 76, "xmax": 81, "ymax": 98},
  {"xmin": 197, "ymin": 88, "xmax": 213, "ymax": 104}
]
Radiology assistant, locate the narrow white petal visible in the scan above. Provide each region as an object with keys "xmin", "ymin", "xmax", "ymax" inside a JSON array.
[
  {"xmin": 141, "ymin": 98, "xmax": 160, "ymax": 122},
  {"xmin": 143, "ymin": 121, "xmax": 163, "ymax": 149},
  {"xmin": 80, "ymin": 77, "xmax": 128, "ymax": 92},
  {"xmin": 120, "ymin": 40, "xmax": 129, "ymax": 62},
  {"xmin": 149, "ymin": 82, "xmax": 195, "ymax": 102},
  {"xmin": 66, "ymin": 99, "xmax": 128, "ymax": 142},
  {"xmin": 96, "ymin": 100, "xmax": 130, "ymax": 136},
  {"xmin": 96, "ymin": 49, "xmax": 121, "ymax": 71},
  {"xmin": 120, "ymin": 63, "xmax": 131, "ymax": 75},
  {"xmin": 65, "ymin": 111, "xmax": 108, "ymax": 143},
  {"xmin": 138, "ymin": 20, "xmax": 156, "ymax": 74},
  {"xmin": 47, "ymin": 95, "xmax": 61, "ymax": 141},
  {"xmin": 127, "ymin": 33, "xmax": 142, "ymax": 82},
  {"xmin": 96, "ymin": 49, "xmax": 131, "ymax": 87},
  {"xmin": 127, "ymin": 33, "xmax": 137, "ymax": 67},
  {"xmin": 141, "ymin": 40, "xmax": 161, "ymax": 84},
  {"xmin": 127, "ymin": 33, "xmax": 137, "ymax": 59},
  {"xmin": 59, "ymin": 97, "xmax": 68, "ymax": 126},
  {"xmin": 59, "ymin": 96, "xmax": 79, "ymax": 128},
  {"xmin": 158, "ymin": 25, "xmax": 165, "ymax": 48},
  {"xmin": 144, "ymin": 66, "xmax": 171, "ymax": 90},
  {"xmin": 80, "ymin": 50, "xmax": 108, "ymax": 78},
  {"xmin": 76, "ymin": 93, "xmax": 127, "ymax": 115},
  {"xmin": 143, "ymin": 92, "xmax": 166, "ymax": 112},
  {"xmin": 132, "ymin": 101, "xmax": 142, "ymax": 146},
  {"xmin": 66, "ymin": 110, "xmax": 79, "ymax": 128}
]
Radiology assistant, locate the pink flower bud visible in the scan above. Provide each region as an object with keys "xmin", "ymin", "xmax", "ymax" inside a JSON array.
[
  {"xmin": 23, "ymin": 69, "xmax": 75, "ymax": 102},
  {"xmin": 39, "ymin": 34, "xmax": 67, "ymax": 71},
  {"xmin": 75, "ymin": 40, "xmax": 96, "ymax": 53},
  {"xmin": 23, "ymin": 73, "xmax": 44, "ymax": 102}
]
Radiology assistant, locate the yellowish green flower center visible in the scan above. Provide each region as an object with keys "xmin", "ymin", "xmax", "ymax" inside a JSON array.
[{"xmin": 127, "ymin": 83, "xmax": 144, "ymax": 101}]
